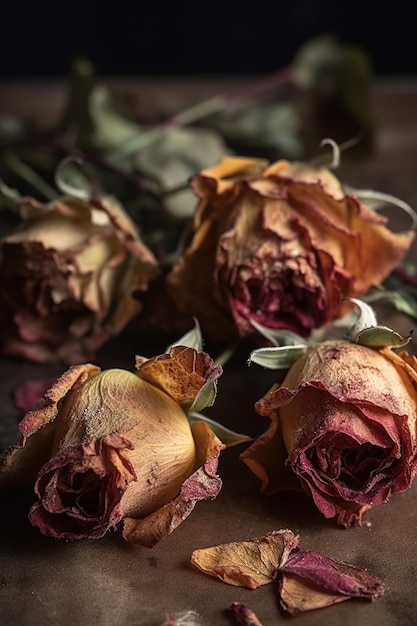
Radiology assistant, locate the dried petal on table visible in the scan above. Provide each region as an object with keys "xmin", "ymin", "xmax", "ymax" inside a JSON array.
[
  {"xmin": 190, "ymin": 529, "xmax": 299, "ymax": 589},
  {"xmin": 230, "ymin": 602, "xmax": 265, "ymax": 626},
  {"xmin": 278, "ymin": 547, "xmax": 385, "ymax": 615}
]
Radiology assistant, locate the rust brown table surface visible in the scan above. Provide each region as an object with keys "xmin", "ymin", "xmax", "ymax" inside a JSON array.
[{"xmin": 0, "ymin": 76, "xmax": 417, "ymax": 626}]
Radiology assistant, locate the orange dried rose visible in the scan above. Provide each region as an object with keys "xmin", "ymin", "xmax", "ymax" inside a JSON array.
[
  {"xmin": 0, "ymin": 193, "xmax": 158, "ymax": 364},
  {"xmin": 0, "ymin": 346, "xmax": 224, "ymax": 546},
  {"xmin": 241, "ymin": 341, "xmax": 417, "ymax": 526},
  {"xmin": 167, "ymin": 156, "xmax": 414, "ymax": 342}
]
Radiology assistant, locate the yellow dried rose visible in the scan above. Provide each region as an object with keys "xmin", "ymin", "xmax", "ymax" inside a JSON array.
[
  {"xmin": 0, "ymin": 193, "xmax": 158, "ymax": 364},
  {"xmin": 0, "ymin": 345, "xmax": 224, "ymax": 546},
  {"xmin": 167, "ymin": 156, "xmax": 414, "ymax": 342}
]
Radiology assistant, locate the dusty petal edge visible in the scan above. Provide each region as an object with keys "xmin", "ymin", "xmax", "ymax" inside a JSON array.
[{"xmin": 121, "ymin": 423, "xmax": 224, "ymax": 546}]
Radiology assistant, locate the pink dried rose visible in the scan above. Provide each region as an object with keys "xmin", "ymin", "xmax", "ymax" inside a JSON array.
[
  {"xmin": 241, "ymin": 341, "xmax": 417, "ymax": 526},
  {"xmin": 0, "ymin": 346, "xmax": 224, "ymax": 546},
  {"xmin": 167, "ymin": 156, "xmax": 414, "ymax": 342},
  {"xmin": 0, "ymin": 193, "xmax": 158, "ymax": 364}
]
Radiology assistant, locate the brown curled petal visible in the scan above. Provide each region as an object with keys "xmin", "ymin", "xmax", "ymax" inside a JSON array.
[
  {"xmin": 136, "ymin": 346, "xmax": 222, "ymax": 404},
  {"xmin": 0, "ymin": 364, "xmax": 100, "ymax": 487},
  {"xmin": 190, "ymin": 530, "xmax": 299, "ymax": 589},
  {"xmin": 122, "ymin": 422, "xmax": 224, "ymax": 546}
]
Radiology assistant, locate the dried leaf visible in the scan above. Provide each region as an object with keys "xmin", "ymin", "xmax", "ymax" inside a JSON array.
[{"xmin": 190, "ymin": 530, "xmax": 299, "ymax": 589}]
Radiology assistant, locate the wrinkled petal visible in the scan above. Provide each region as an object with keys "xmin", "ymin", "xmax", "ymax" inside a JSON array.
[
  {"xmin": 28, "ymin": 432, "xmax": 136, "ymax": 539},
  {"xmin": 279, "ymin": 547, "xmax": 385, "ymax": 615},
  {"xmin": 0, "ymin": 364, "xmax": 100, "ymax": 487},
  {"xmin": 136, "ymin": 346, "xmax": 222, "ymax": 406},
  {"xmin": 122, "ymin": 421, "xmax": 224, "ymax": 546},
  {"xmin": 190, "ymin": 529, "xmax": 299, "ymax": 589}
]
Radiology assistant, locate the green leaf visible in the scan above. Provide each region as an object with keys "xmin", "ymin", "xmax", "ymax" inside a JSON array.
[
  {"xmin": 188, "ymin": 412, "xmax": 252, "ymax": 448},
  {"xmin": 249, "ymin": 318, "xmax": 308, "ymax": 347},
  {"xmin": 345, "ymin": 298, "xmax": 378, "ymax": 341},
  {"xmin": 356, "ymin": 326, "xmax": 413, "ymax": 349},
  {"xmin": 135, "ymin": 127, "xmax": 230, "ymax": 218},
  {"xmin": 248, "ymin": 345, "xmax": 308, "ymax": 370},
  {"xmin": 189, "ymin": 379, "xmax": 217, "ymax": 413},
  {"xmin": 165, "ymin": 318, "xmax": 203, "ymax": 353}
]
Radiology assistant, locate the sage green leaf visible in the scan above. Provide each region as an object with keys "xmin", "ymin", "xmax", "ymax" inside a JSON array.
[
  {"xmin": 165, "ymin": 318, "xmax": 203, "ymax": 353},
  {"xmin": 189, "ymin": 379, "xmax": 217, "ymax": 413},
  {"xmin": 356, "ymin": 326, "xmax": 413, "ymax": 349},
  {"xmin": 135, "ymin": 127, "xmax": 230, "ymax": 218},
  {"xmin": 0, "ymin": 177, "xmax": 21, "ymax": 210},
  {"xmin": 88, "ymin": 85, "xmax": 145, "ymax": 152},
  {"xmin": 248, "ymin": 345, "xmax": 308, "ymax": 370},
  {"xmin": 188, "ymin": 412, "xmax": 252, "ymax": 448},
  {"xmin": 54, "ymin": 156, "xmax": 92, "ymax": 201},
  {"xmin": 213, "ymin": 103, "xmax": 303, "ymax": 159},
  {"xmin": 249, "ymin": 318, "xmax": 307, "ymax": 347},
  {"xmin": 345, "ymin": 298, "xmax": 378, "ymax": 341}
]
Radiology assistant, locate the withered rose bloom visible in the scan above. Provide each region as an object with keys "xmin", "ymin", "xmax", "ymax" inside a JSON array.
[
  {"xmin": 0, "ymin": 346, "xmax": 224, "ymax": 546},
  {"xmin": 240, "ymin": 341, "xmax": 417, "ymax": 526},
  {"xmin": 0, "ymin": 194, "xmax": 158, "ymax": 364},
  {"xmin": 167, "ymin": 156, "xmax": 414, "ymax": 342}
]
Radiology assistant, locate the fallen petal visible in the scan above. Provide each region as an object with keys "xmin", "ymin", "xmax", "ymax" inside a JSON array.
[
  {"xmin": 279, "ymin": 574, "xmax": 348, "ymax": 614},
  {"xmin": 190, "ymin": 530, "xmax": 299, "ymax": 589},
  {"xmin": 279, "ymin": 547, "xmax": 385, "ymax": 614},
  {"xmin": 230, "ymin": 602, "xmax": 265, "ymax": 626}
]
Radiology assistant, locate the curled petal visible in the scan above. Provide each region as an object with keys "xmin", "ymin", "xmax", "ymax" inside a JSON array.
[
  {"xmin": 279, "ymin": 547, "xmax": 385, "ymax": 615},
  {"xmin": 0, "ymin": 364, "xmax": 100, "ymax": 487},
  {"xmin": 190, "ymin": 529, "xmax": 299, "ymax": 589},
  {"xmin": 136, "ymin": 346, "xmax": 222, "ymax": 406}
]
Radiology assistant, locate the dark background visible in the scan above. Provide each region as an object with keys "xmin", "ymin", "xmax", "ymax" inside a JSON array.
[{"xmin": 0, "ymin": 1, "xmax": 415, "ymax": 79}]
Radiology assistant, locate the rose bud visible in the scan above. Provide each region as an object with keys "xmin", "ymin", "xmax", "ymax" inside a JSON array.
[
  {"xmin": 0, "ymin": 193, "xmax": 158, "ymax": 364},
  {"xmin": 240, "ymin": 340, "xmax": 417, "ymax": 526},
  {"xmin": 0, "ymin": 345, "xmax": 224, "ymax": 546},
  {"xmin": 167, "ymin": 156, "xmax": 414, "ymax": 342}
]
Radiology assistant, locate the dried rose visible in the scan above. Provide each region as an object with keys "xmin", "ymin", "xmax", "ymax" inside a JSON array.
[
  {"xmin": 0, "ymin": 345, "xmax": 224, "ymax": 545},
  {"xmin": 241, "ymin": 340, "xmax": 417, "ymax": 526},
  {"xmin": 0, "ymin": 193, "xmax": 158, "ymax": 364},
  {"xmin": 167, "ymin": 156, "xmax": 414, "ymax": 342}
]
